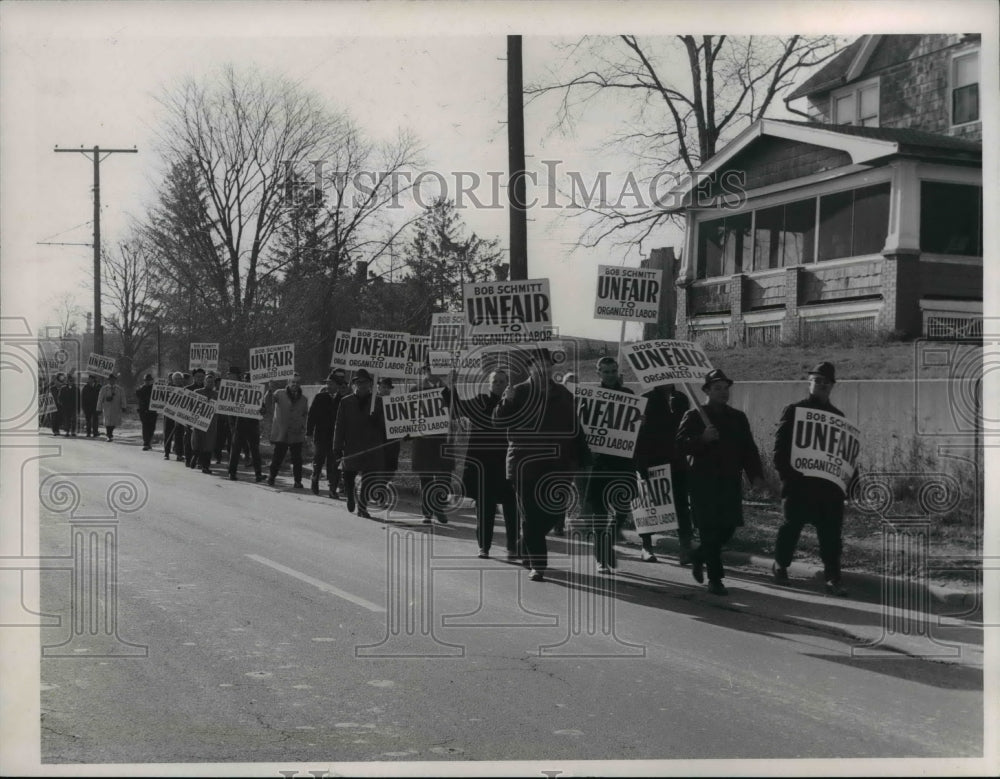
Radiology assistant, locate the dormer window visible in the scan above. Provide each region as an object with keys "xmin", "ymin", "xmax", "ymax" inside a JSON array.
[
  {"xmin": 951, "ymin": 50, "xmax": 979, "ymax": 126},
  {"xmin": 830, "ymin": 78, "xmax": 879, "ymax": 127}
]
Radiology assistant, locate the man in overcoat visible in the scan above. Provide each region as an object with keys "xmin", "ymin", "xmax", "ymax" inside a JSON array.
[
  {"xmin": 676, "ymin": 369, "xmax": 763, "ymax": 596},
  {"xmin": 332, "ymin": 369, "xmax": 384, "ymax": 518},
  {"xmin": 267, "ymin": 373, "xmax": 309, "ymax": 488}
]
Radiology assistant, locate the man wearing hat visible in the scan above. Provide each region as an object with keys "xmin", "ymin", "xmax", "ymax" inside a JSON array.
[
  {"xmin": 136, "ymin": 373, "xmax": 157, "ymax": 451},
  {"xmin": 494, "ymin": 347, "xmax": 590, "ymax": 582},
  {"xmin": 676, "ymin": 368, "xmax": 764, "ymax": 595},
  {"xmin": 228, "ymin": 371, "xmax": 266, "ymax": 483},
  {"xmin": 772, "ymin": 362, "xmax": 853, "ymax": 596},
  {"xmin": 183, "ymin": 368, "xmax": 207, "ymax": 467},
  {"xmin": 332, "ymin": 369, "xmax": 385, "ymax": 518},
  {"xmin": 307, "ymin": 369, "xmax": 349, "ymax": 498},
  {"xmin": 97, "ymin": 373, "xmax": 128, "ymax": 442}
]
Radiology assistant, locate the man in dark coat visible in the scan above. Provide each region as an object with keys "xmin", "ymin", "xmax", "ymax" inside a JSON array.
[
  {"xmin": 228, "ymin": 371, "xmax": 266, "ymax": 482},
  {"xmin": 183, "ymin": 368, "xmax": 206, "ymax": 468},
  {"xmin": 772, "ymin": 362, "xmax": 855, "ymax": 596},
  {"xmin": 58, "ymin": 372, "xmax": 80, "ymax": 437},
  {"xmin": 162, "ymin": 371, "xmax": 185, "ymax": 459},
  {"xmin": 676, "ymin": 369, "xmax": 763, "ymax": 596},
  {"xmin": 333, "ymin": 369, "xmax": 384, "ymax": 519},
  {"xmin": 49, "ymin": 373, "xmax": 66, "ymax": 436},
  {"xmin": 455, "ymin": 369, "xmax": 519, "ymax": 559},
  {"xmin": 582, "ymin": 356, "xmax": 638, "ymax": 573},
  {"xmin": 633, "ymin": 383, "xmax": 692, "ymax": 563},
  {"xmin": 81, "ymin": 373, "xmax": 101, "ymax": 438},
  {"xmin": 191, "ymin": 371, "xmax": 220, "ymax": 474},
  {"xmin": 411, "ymin": 365, "xmax": 454, "ymax": 524},
  {"xmin": 494, "ymin": 348, "xmax": 590, "ymax": 582},
  {"xmin": 135, "ymin": 373, "xmax": 157, "ymax": 450},
  {"xmin": 307, "ymin": 369, "xmax": 348, "ymax": 498}
]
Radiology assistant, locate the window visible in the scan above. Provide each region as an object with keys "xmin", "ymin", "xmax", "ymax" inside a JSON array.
[
  {"xmin": 831, "ymin": 79, "xmax": 880, "ymax": 127},
  {"xmin": 952, "ymin": 51, "xmax": 979, "ymax": 125},
  {"xmin": 920, "ymin": 182, "xmax": 982, "ymax": 256},
  {"xmin": 696, "ymin": 213, "xmax": 751, "ymax": 279},
  {"xmin": 753, "ymin": 199, "xmax": 815, "ymax": 270},
  {"xmin": 817, "ymin": 183, "xmax": 890, "ymax": 261}
]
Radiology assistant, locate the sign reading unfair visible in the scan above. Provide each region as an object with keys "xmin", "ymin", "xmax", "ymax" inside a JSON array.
[
  {"xmin": 631, "ymin": 464, "xmax": 678, "ymax": 534},
  {"xmin": 382, "ymin": 387, "xmax": 450, "ymax": 440},
  {"xmin": 575, "ymin": 385, "xmax": 647, "ymax": 458},
  {"xmin": 594, "ymin": 265, "xmax": 663, "ymax": 323},
  {"xmin": 189, "ymin": 343, "xmax": 220, "ymax": 372},
  {"xmin": 163, "ymin": 387, "xmax": 216, "ymax": 432},
  {"xmin": 150, "ymin": 379, "xmax": 170, "ymax": 413},
  {"xmin": 404, "ymin": 335, "xmax": 430, "ymax": 381},
  {"xmin": 330, "ymin": 330, "xmax": 351, "ymax": 371},
  {"xmin": 463, "ymin": 278, "xmax": 555, "ymax": 346},
  {"xmin": 429, "ymin": 312, "xmax": 466, "ymax": 370},
  {"xmin": 86, "ymin": 352, "xmax": 116, "ymax": 378},
  {"xmin": 38, "ymin": 392, "xmax": 58, "ymax": 418},
  {"xmin": 216, "ymin": 379, "xmax": 265, "ymax": 419},
  {"xmin": 790, "ymin": 407, "xmax": 861, "ymax": 494},
  {"xmin": 249, "ymin": 343, "xmax": 296, "ymax": 383},
  {"xmin": 346, "ymin": 329, "xmax": 410, "ymax": 377},
  {"xmin": 622, "ymin": 339, "xmax": 714, "ymax": 387}
]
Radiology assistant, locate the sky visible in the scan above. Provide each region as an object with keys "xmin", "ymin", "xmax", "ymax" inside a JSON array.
[{"xmin": 1, "ymin": 0, "xmax": 996, "ymax": 347}]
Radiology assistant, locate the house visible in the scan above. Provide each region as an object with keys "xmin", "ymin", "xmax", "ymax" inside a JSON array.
[{"xmin": 668, "ymin": 34, "xmax": 983, "ymax": 345}]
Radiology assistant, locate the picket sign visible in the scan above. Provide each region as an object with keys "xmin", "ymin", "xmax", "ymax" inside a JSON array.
[{"xmin": 621, "ymin": 339, "xmax": 714, "ymax": 425}]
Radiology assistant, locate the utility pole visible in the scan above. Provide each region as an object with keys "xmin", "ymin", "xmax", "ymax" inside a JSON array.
[
  {"xmin": 54, "ymin": 145, "xmax": 137, "ymax": 355},
  {"xmin": 507, "ymin": 35, "xmax": 528, "ymax": 281}
]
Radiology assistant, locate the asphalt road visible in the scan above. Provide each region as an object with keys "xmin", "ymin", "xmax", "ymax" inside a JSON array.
[{"xmin": 35, "ymin": 436, "xmax": 984, "ymax": 768}]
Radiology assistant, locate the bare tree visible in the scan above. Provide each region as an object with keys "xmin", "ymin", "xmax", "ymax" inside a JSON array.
[
  {"xmin": 526, "ymin": 35, "xmax": 843, "ymax": 253},
  {"xmin": 103, "ymin": 239, "xmax": 161, "ymax": 393},
  {"xmin": 45, "ymin": 293, "xmax": 86, "ymax": 337},
  {"xmin": 150, "ymin": 64, "xmax": 351, "ymax": 353}
]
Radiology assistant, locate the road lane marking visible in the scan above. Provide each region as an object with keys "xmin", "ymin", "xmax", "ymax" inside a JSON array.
[{"xmin": 245, "ymin": 554, "xmax": 385, "ymax": 613}]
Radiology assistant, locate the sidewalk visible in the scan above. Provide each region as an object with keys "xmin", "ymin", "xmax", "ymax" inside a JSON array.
[{"xmin": 97, "ymin": 427, "xmax": 987, "ymax": 670}]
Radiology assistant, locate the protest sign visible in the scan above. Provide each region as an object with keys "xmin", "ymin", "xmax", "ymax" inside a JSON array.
[
  {"xmin": 575, "ymin": 385, "xmax": 647, "ymax": 458},
  {"xmin": 403, "ymin": 335, "xmax": 430, "ymax": 381},
  {"xmin": 790, "ymin": 407, "xmax": 861, "ymax": 494},
  {"xmin": 38, "ymin": 392, "xmax": 57, "ymax": 419},
  {"xmin": 382, "ymin": 387, "xmax": 451, "ymax": 440},
  {"xmin": 330, "ymin": 330, "xmax": 351, "ymax": 371},
  {"xmin": 428, "ymin": 312, "xmax": 466, "ymax": 369},
  {"xmin": 189, "ymin": 342, "xmax": 220, "ymax": 372},
  {"xmin": 216, "ymin": 379, "xmax": 266, "ymax": 419},
  {"xmin": 86, "ymin": 352, "xmax": 116, "ymax": 378},
  {"xmin": 463, "ymin": 278, "xmax": 555, "ymax": 346},
  {"xmin": 621, "ymin": 339, "xmax": 714, "ymax": 387},
  {"xmin": 249, "ymin": 343, "xmax": 296, "ymax": 383},
  {"xmin": 149, "ymin": 379, "xmax": 170, "ymax": 413},
  {"xmin": 594, "ymin": 265, "xmax": 663, "ymax": 323},
  {"xmin": 162, "ymin": 387, "xmax": 216, "ymax": 432},
  {"xmin": 631, "ymin": 464, "xmax": 678, "ymax": 534},
  {"xmin": 345, "ymin": 329, "xmax": 410, "ymax": 377}
]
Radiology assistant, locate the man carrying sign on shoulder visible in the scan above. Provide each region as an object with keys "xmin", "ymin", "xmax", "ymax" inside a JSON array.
[
  {"xmin": 772, "ymin": 362, "xmax": 857, "ymax": 597},
  {"xmin": 676, "ymin": 369, "xmax": 764, "ymax": 596}
]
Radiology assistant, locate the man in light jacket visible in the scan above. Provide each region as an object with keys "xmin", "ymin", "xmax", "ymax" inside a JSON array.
[{"xmin": 266, "ymin": 373, "xmax": 309, "ymax": 488}]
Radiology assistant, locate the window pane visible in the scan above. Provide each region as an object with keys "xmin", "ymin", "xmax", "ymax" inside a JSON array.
[
  {"xmin": 782, "ymin": 199, "xmax": 817, "ymax": 265},
  {"xmin": 722, "ymin": 212, "xmax": 752, "ymax": 275},
  {"xmin": 698, "ymin": 217, "xmax": 726, "ymax": 278},
  {"xmin": 852, "ymin": 183, "xmax": 890, "ymax": 255},
  {"xmin": 954, "ymin": 52, "xmax": 978, "ymax": 87},
  {"xmin": 834, "ymin": 94, "xmax": 854, "ymax": 125},
  {"xmin": 953, "ymin": 83, "xmax": 979, "ymax": 124},
  {"xmin": 859, "ymin": 85, "xmax": 878, "ymax": 120},
  {"xmin": 754, "ymin": 205, "xmax": 784, "ymax": 269},
  {"xmin": 921, "ymin": 182, "xmax": 982, "ymax": 256},
  {"xmin": 818, "ymin": 190, "xmax": 853, "ymax": 260}
]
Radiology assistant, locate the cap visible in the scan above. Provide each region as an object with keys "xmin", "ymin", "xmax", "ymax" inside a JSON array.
[
  {"xmin": 144, "ymin": 373, "xmax": 154, "ymax": 381},
  {"xmin": 170, "ymin": 371, "xmax": 184, "ymax": 382},
  {"xmin": 808, "ymin": 362, "xmax": 836, "ymax": 383},
  {"xmin": 192, "ymin": 367, "xmax": 206, "ymax": 376},
  {"xmin": 352, "ymin": 368, "xmax": 374, "ymax": 383},
  {"xmin": 327, "ymin": 369, "xmax": 347, "ymax": 382},
  {"xmin": 702, "ymin": 368, "xmax": 734, "ymax": 391}
]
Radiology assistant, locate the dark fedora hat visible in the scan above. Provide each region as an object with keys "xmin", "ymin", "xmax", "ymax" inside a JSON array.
[
  {"xmin": 702, "ymin": 368, "xmax": 734, "ymax": 391},
  {"xmin": 808, "ymin": 362, "xmax": 836, "ymax": 383},
  {"xmin": 352, "ymin": 368, "xmax": 374, "ymax": 383}
]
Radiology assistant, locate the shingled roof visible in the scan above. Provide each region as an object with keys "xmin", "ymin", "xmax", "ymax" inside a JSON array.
[
  {"xmin": 769, "ymin": 119, "xmax": 982, "ymax": 159},
  {"xmin": 787, "ymin": 37, "xmax": 868, "ymax": 101}
]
